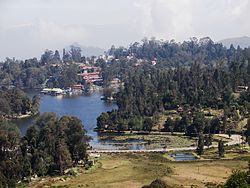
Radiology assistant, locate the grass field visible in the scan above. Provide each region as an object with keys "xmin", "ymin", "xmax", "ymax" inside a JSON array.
[{"xmin": 28, "ymin": 151, "xmax": 250, "ymax": 188}]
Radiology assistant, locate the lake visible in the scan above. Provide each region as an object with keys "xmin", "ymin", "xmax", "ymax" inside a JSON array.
[{"xmin": 14, "ymin": 91, "xmax": 118, "ymax": 149}]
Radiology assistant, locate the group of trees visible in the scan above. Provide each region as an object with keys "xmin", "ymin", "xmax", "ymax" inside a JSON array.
[
  {"xmin": 97, "ymin": 38, "xmax": 250, "ymax": 160},
  {"xmin": 108, "ymin": 37, "xmax": 249, "ymax": 66},
  {"xmin": 0, "ymin": 45, "xmax": 86, "ymax": 89},
  {"xmin": 0, "ymin": 88, "xmax": 40, "ymax": 118},
  {"xmin": 97, "ymin": 62, "xmax": 250, "ymax": 132},
  {"xmin": 40, "ymin": 46, "xmax": 85, "ymax": 65},
  {"xmin": 0, "ymin": 113, "xmax": 90, "ymax": 187}
]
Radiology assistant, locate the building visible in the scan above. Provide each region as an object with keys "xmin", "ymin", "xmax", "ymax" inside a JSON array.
[{"xmin": 78, "ymin": 65, "xmax": 103, "ymax": 84}]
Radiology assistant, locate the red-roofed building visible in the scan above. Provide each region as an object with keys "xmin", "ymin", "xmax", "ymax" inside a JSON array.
[{"xmin": 78, "ymin": 66, "xmax": 103, "ymax": 84}]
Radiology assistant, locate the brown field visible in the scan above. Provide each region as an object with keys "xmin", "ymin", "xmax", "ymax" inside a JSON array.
[{"xmin": 28, "ymin": 151, "xmax": 250, "ymax": 188}]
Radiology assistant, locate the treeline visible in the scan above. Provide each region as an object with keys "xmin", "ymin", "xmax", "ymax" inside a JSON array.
[
  {"xmin": 108, "ymin": 37, "xmax": 248, "ymax": 66},
  {"xmin": 97, "ymin": 37, "xmax": 250, "ymax": 134},
  {"xmin": 0, "ymin": 88, "xmax": 40, "ymax": 118},
  {"xmin": 0, "ymin": 46, "xmax": 86, "ymax": 89},
  {"xmin": 97, "ymin": 63, "xmax": 250, "ymax": 132},
  {"xmin": 0, "ymin": 113, "xmax": 90, "ymax": 187}
]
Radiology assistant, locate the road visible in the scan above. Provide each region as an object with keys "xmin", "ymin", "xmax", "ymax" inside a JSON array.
[{"xmin": 88, "ymin": 134, "xmax": 244, "ymax": 154}]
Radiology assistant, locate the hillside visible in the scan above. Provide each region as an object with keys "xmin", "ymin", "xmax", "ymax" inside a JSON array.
[
  {"xmin": 66, "ymin": 42, "xmax": 105, "ymax": 57},
  {"xmin": 219, "ymin": 36, "xmax": 250, "ymax": 48}
]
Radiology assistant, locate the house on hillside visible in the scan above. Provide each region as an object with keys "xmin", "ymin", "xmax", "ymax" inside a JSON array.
[{"xmin": 78, "ymin": 65, "xmax": 103, "ymax": 85}]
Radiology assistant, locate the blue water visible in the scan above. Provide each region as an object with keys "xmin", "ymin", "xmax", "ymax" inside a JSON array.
[
  {"xmin": 169, "ymin": 153, "xmax": 197, "ymax": 161},
  {"xmin": 13, "ymin": 92, "xmax": 117, "ymax": 149},
  {"xmin": 174, "ymin": 157, "xmax": 197, "ymax": 161}
]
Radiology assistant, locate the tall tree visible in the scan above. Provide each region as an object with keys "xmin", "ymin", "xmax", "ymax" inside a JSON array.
[
  {"xmin": 246, "ymin": 119, "xmax": 250, "ymax": 146},
  {"xmin": 218, "ymin": 139, "xmax": 225, "ymax": 158},
  {"xmin": 70, "ymin": 46, "xmax": 82, "ymax": 62},
  {"xmin": 196, "ymin": 134, "xmax": 204, "ymax": 155}
]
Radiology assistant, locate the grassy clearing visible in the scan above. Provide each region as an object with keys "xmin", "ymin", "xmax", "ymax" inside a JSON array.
[
  {"xmin": 50, "ymin": 153, "xmax": 172, "ymax": 188},
  {"xmin": 30, "ymin": 151, "xmax": 250, "ymax": 188},
  {"xmin": 201, "ymin": 144, "xmax": 250, "ymax": 160}
]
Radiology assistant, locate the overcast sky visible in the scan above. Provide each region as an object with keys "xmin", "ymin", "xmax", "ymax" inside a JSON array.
[{"xmin": 0, "ymin": 0, "xmax": 250, "ymax": 60}]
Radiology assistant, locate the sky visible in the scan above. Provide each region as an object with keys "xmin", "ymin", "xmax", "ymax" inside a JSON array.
[{"xmin": 0, "ymin": 0, "xmax": 250, "ymax": 60}]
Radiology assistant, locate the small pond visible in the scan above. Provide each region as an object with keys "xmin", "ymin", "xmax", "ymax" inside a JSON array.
[{"xmin": 169, "ymin": 153, "xmax": 197, "ymax": 161}]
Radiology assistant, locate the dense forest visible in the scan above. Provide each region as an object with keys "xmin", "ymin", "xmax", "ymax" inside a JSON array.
[
  {"xmin": 0, "ymin": 113, "xmax": 90, "ymax": 187},
  {"xmin": 97, "ymin": 38, "xmax": 250, "ymax": 137}
]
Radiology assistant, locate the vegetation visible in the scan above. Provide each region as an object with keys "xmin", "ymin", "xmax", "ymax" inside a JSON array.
[
  {"xmin": 34, "ymin": 153, "xmax": 249, "ymax": 188},
  {"xmin": 97, "ymin": 38, "xmax": 250, "ymax": 142},
  {"xmin": 0, "ymin": 46, "xmax": 85, "ymax": 89},
  {"xmin": 218, "ymin": 140, "xmax": 225, "ymax": 158},
  {"xmin": 0, "ymin": 88, "xmax": 40, "ymax": 118},
  {"xmin": 142, "ymin": 179, "xmax": 170, "ymax": 188},
  {"xmin": 223, "ymin": 161, "xmax": 250, "ymax": 187},
  {"xmin": 0, "ymin": 113, "xmax": 90, "ymax": 187}
]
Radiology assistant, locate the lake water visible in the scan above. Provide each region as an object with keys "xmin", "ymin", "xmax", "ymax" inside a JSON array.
[
  {"xmin": 169, "ymin": 153, "xmax": 197, "ymax": 161},
  {"xmin": 14, "ymin": 92, "xmax": 118, "ymax": 149}
]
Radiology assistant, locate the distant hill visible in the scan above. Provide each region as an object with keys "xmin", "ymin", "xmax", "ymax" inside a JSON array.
[
  {"xmin": 65, "ymin": 42, "xmax": 105, "ymax": 57},
  {"xmin": 219, "ymin": 36, "xmax": 250, "ymax": 48}
]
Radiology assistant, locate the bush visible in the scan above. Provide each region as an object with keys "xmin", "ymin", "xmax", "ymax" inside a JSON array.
[
  {"xmin": 224, "ymin": 170, "xmax": 249, "ymax": 188},
  {"xmin": 142, "ymin": 179, "xmax": 170, "ymax": 188}
]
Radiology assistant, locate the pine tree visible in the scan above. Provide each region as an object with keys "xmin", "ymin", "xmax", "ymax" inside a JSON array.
[
  {"xmin": 218, "ymin": 140, "xmax": 225, "ymax": 158},
  {"xmin": 196, "ymin": 134, "xmax": 204, "ymax": 155},
  {"xmin": 246, "ymin": 119, "xmax": 250, "ymax": 146}
]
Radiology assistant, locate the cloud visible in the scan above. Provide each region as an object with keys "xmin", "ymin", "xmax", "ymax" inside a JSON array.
[{"xmin": 0, "ymin": 0, "xmax": 250, "ymax": 60}]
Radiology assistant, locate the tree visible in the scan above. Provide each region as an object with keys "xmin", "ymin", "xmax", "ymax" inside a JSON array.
[
  {"xmin": 142, "ymin": 179, "xmax": 170, "ymax": 188},
  {"xmin": 70, "ymin": 45, "xmax": 82, "ymax": 62},
  {"xmin": 55, "ymin": 127, "xmax": 72, "ymax": 175},
  {"xmin": 31, "ymin": 95, "xmax": 40, "ymax": 115},
  {"xmin": 58, "ymin": 64, "xmax": 80, "ymax": 88},
  {"xmin": 204, "ymin": 134, "xmax": 212, "ymax": 148},
  {"xmin": 97, "ymin": 112, "xmax": 109, "ymax": 130},
  {"xmin": 224, "ymin": 170, "xmax": 249, "ymax": 188},
  {"xmin": 35, "ymin": 112, "xmax": 57, "ymax": 129},
  {"xmin": 164, "ymin": 117, "xmax": 174, "ymax": 134},
  {"xmin": 143, "ymin": 117, "xmax": 154, "ymax": 132},
  {"xmin": 128, "ymin": 116, "xmax": 143, "ymax": 131},
  {"xmin": 0, "ymin": 120, "xmax": 22, "ymax": 187},
  {"xmin": 246, "ymin": 119, "xmax": 250, "ymax": 146},
  {"xmin": 218, "ymin": 139, "xmax": 225, "ymax": 158},
  {"xmin": 53, "ymin": 50, "xmax": 61, "ymax": 64},
  {"xmin": 192, "ymin": 111, "xmax": 205, "ymax": 136},
  {"xmin": 41, "ymin": 50, "xmax": 54, "ymax": 65},
  {"xmin": 59, "ymin": 116, "xmax": 89, "ymax": 164},
  {"xmin": 210, "ymin": 117, "xmax": 221, "ymax": 134},
  {"xmin": 0, "ymin": 98, "xmax": 10, "ymax": 116},
  {"xmin": 196, "ymin": 134, "xmax": 204, "ymax": 155},
  {"xmin": 178, "ymin": 113, "xmax": 190, "ymax": 133}
]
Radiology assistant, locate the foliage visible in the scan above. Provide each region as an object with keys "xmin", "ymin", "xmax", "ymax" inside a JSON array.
[
  {"xmin": 196, "ymin": 134, "xmax": 204, "ymax": 155},
  {"xmin": 224, "ymin": 170, "xmax": 249, "ymax": 188},
  {"xmin": 97, "ymin": 38, "xmax": 250, "ymax": 132},
  {"xmin": 142, "ymin": 179, "xmax": 170, "ymax": 188},
  {"xmin": 0, "ymin": 120, "xmax": 22, "ymax": 188},
  {"xmin": 0, "ymin": 88, "xmax": 40, "ymax": 117},
  {"xmin": 0, "ymin": 113, "xmax": 90, "ymax": 186},
  {"xmin": 218, "ymin": 140, "xmax": 225, "ymax": 158},
  {"xmin": 246, "ymin": 119, "xmax": 250, "ymax": 146}
]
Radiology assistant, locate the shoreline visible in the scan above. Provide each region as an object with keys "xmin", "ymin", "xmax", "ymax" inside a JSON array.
[{"xmin": 4, "ymin": 111, "xmax": 39, "ymax": 120}]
